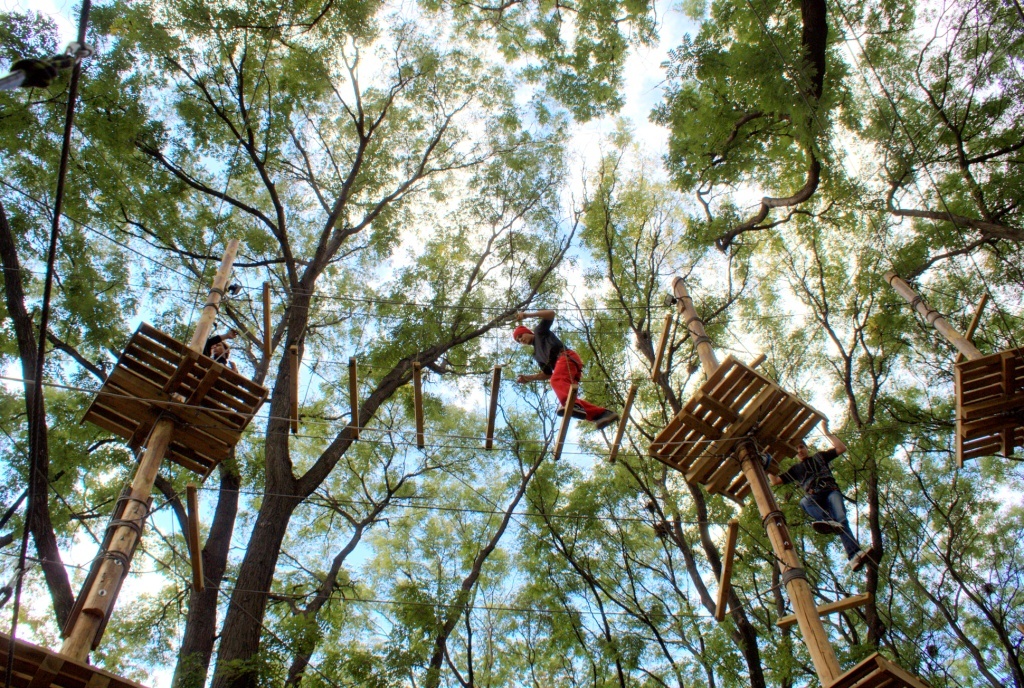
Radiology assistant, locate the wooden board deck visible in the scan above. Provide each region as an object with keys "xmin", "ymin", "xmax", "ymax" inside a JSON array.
[
  {"xmin": 649, "ymin": 356, "xmax": 824, "ymax": 502},
  {"xmin": 82, "ymin": 323, "xmax": 268, "ymax": 477},
  {"xmin": 0, "ymin": 632, "xmax": 149, "ymax": 687},
  {"xmin": 826, "ymin": 653, "xmax": 930, "ymax": 688},
  {"xmin": 955, "ymin": 347, "xmax": 1024, "ymax": 465}
]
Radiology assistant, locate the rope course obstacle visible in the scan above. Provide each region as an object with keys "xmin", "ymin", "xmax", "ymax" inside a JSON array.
[
  {"xmin": 650, "ymin": 276, "xmax": 929, "ymax": 688},
  {"xmin": 1, "ymin": 241, "xmax": 268, "ymax": 687},
  {"xmin": 886, "ymin": 273, "xmax": 1024, "ymax": 466}
]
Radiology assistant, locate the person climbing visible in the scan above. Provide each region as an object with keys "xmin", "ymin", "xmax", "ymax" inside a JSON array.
[
  {"xmin": 769, "ymin": 423, "xmax": 871, "ymax": 572},
  {"xmin": 204, "ymin": 328, "xmax": 238, "ymax": 371},
  {"xmin": 512, "ymin": 310, "xmax": 619, "ymax": 430}
]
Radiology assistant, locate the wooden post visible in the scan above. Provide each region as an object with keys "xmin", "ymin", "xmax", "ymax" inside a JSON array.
[
  {"xmin": 884, "ymin": 272, "xmax": 983, "ymax": 361},
  {"xmin": 735, "ymin": 440, "xmax": 841, "ymax": 684},
  {"xmin": 289, "ymin": 345, "xmax": 299, "ymax": 434},
  {"xmin": 714, "ymin": 518, "xmax": 740, "ymax": 622},
  {"xmin": 955, "ymin": 293, "xmax": 988, "ymax": 363},
  {"xmin": 672, "ymin": 277, "xmax": 720, "ymax": 377},
  {"xmin": 349, "ymin": 357, "xmax": 359, "ymax": 439},
  {"xmin": 61, "ymin": 241, "xmax": 240, "ymax": 661},
  {"xmin": 608, "ymin": 383, "xmax": 637, "ymax": 463},
  {"xmin": 413, "ymin": 362, "xmax": 424, "ymax": 449},
  {"xmin": 485, "ymin": 365, "xmax": 502, "ymax": 450},
  {"xmin": 651, "ymin": 313, "xmax": 672, "ymax": 382},
  {"xmin": 262, "ymin": 281, "xmax": 272, "ymax": 361},
  {"xmin": 186, "ymin": 484, "xmax": 204, "ymax": 593},
  {"xmin": 750, "ymin": 353, "xmax": 766, "ymax": 369},
  {"xmin": 553, "ymin": 384, "xmax": 578, "ymax": 462}
]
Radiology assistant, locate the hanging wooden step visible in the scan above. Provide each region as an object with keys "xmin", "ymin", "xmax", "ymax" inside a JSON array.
[
  {"xmin": 649, "ymin": 355, "xmax": 823, "ymax": 502},
  {"xmin": 776, "ymin": 593, "xmax": 872, "ymax": 629},
  {"xmin": 955, "ymin": 346, "xmax": 1024, "ymax": 465},
  {"xmin": 0, "ymin": 631, "xmax": 149, "ymax": 688},
  {"xmin": 82, "ymin": 323, "xmax": 269, "ymax": 477},
  {"xmin": 825, "ymin": 652, "xmax": 930, "ymax": 688}
]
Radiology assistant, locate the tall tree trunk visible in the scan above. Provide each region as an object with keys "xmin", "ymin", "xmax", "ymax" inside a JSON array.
[
  {"xmin": 172, "ymin": 462, "xmax": 242, "ymax": 688},
  {"xmin": 0, "ymin": 200, "xmax": 74, "ymax": 627}
]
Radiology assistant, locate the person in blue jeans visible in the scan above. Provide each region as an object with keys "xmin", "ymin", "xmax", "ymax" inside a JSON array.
[{"xmin": 770, "ymin": 424, "xmax": 870, "ymax": 572}]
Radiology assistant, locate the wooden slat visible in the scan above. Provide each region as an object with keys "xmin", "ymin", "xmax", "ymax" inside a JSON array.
[
  {"xmin": 714, "ymin": 519, "xmax": 739, "ymax": 622},
  {"xmin": 694, "ymin": 391, "xmax": 740, "ymax": 424},
  {"xmin": 187, "ymin": 484, "xmax": 204, "ymax": 592},
  {"xmin": 186, "ymin": 365, "xmax": 224, "ymax": 407},
  {"xmin": 162, "ymin": 351, "xmax": 200, "ymax": 395},
  {"xmin": 553, "ymin": 384, "xmax": 577, "ymax": 462},
  {"xmin": 608, "ymin": 383, "xmax": 636, "ymax": 463},
  {"xmin": 651, "ymin": 313, "xmax": 672, "ymax": 382},
  {"xmin": 776, "ymin": 593, "xmax": 872, "ymax": 629}
]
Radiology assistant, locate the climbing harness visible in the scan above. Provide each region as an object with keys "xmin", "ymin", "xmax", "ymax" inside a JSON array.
[{"xmin": 0, "ymin": 42, "xmax": 92, "ymax": 91}]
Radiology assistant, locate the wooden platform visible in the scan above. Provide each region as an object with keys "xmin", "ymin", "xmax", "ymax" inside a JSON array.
[
  {"xmin": 955, "ymin": 347, "xmax": 1024, "ymax": 464},
  {"xmin": 826, "ymin": 653, "xmax": 930, "ymax": 688},
  {"xmin": 649, "ymin": 356, "xmax": 823, "ymax": 502},
  {"xmin": 83, "ymin": 323, "xmax": 268, "ymax": 476},
  {"xmin": 0, "ymin": 632, "xmax": 148, "ymax": 687}
]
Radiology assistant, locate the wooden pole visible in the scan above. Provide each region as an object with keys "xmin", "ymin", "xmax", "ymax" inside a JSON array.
[
  {"xmin": 651, "ymin": 313, "xmax": 672, "ymax": 382},
  {"xmin": 776, "ymin": 593, "xmax": 872, "ymax": 629},
  {"xmin": 186, "ymin": 484, "xmax": 204, "ymax": 593},
  {"xmin": 289, "ymin": 345, "xmax": 299, "ymax": 434},
  {"xmin": 608, "ymin": 383, "xmax": 636, "ymax": 463},
  {"xmin": 349, "ymin": 357, "xmax": 359, "ymax": 440},
  {"xmin": 884, "ymin": 272, "xmax": 983, "ymax": 361},
  {"xmin": 262, "ymin": 281, "xmax": 272, "ymax": 361},
  {"xmin": 61, "ymin": 241, "xmax": 240, "ymax": 661},
  {"xmin": 672, "ymin": 277, "xmax": 720, "ymax": 377},
  {"xmin": 735, "ymin": 440, "xmax": 841, "ymax": 683},
  {"xmin": 485, "ymin": 365, "xmax": 502, "ymax": 450},
  {"xmin": 714, "ymin": 518, "xmax": 739, "ymax": 622},
  {"xmin": 750, "ymin": 353, "xmax": 766, "ymax": 369},
  {"xmin": 955, "ymin": 293, "xmax": 988, "ymax": 363},
  {"xmin": 413, "ymin": 362, "xmax": 424, "ymax": 449},
  {"xmin": 553, "ymin": 384, "xmax": 578, "ymax": 462}
]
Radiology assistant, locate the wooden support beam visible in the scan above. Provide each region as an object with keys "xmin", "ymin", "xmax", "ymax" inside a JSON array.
[
  {"xmin": 553, "ymin": 384, "xmax": 578, "ymax": 462},
  {"xmin": 955, "ymin": 293, "xmax": 988, "ymax": 364},
  {"xmin": 714, "ymin": 518, "xmax": 740, "ymax": 622},
  {"xmin": 186, "ymin": 484, "xmax": 204, "ymax": 593},
  {"xmin": 349, "ymin": 357, "xmax": 359, "ymax": 439},
  {"xmin": 608, "ymin": 383, "xmax": 637, "ymax": 463},
  {"xmin": 289, "ymin": 345, "xmax": 299, "ymax": 434},
  {"xmin": 413, "ymin": 362, "xmax": 425, "ymax": 449},
  {"xmin": 885, "ymin": 272, "xmax": 983, "ymax": 361},
  {"xmin": 672, "ymin": 277, "xmax": 720, "ymax": 378},
  {"xmin": 750, "ymin": 353, "xmax": 766, "ymax": 369},
  {"xmin": 485, "ymin": 365, "xmax": 502, "ymax": 450},
  {"xmin": 776, "ymin": 593, "xmax": 872, "ymax": 629},
  {"xmin": 263, "ymin": 281, "xmax": 272, "ymax": 361},
  {"xmin": 651, "ymin": 313, "xmax": 672, "ymax": 382}
]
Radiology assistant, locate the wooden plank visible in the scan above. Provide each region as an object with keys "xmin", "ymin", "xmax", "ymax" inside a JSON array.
[
  {"xmin": 955, "ymin": 293, "xmax": 988, "ymax": 364},
  {"xmin": 186, "ymin": 365, "xmax": 224, "ymax": 407},
  {"xmin": 162, "ymin": 350, "xmax": 200, "ymax": 395},
  {"xmin": 694, "ymin": 391, "xmax": 740, "ymax": 424},
  {"xmin": 1003, "ymin": 351, "xmax": 1017, "ymax": 396},
  {"xmin": 732, "ymin": 374, "xmax": 769, "ymax": 413},
  {"xmin": 777, "ymin": 593, "xmax": 872, "ymax": 629},
  {"xmin": 349, "ymin": 357, "xmax": 359, "ymax": 439},
  {"xmin": 553, "ymin": 384, "xmax": 578, "ymax": 462},
  {"xmin": 651, "ymin": 313, "xmax": 672, "ymax": 382},
  {"xmin": 688, "ymin": 385, "xmax": 780, "ymax": 486},
  {"xmin": 485, "ymin": 365, "xmax": 501, "ymax": 450},
  {"xmin": 263, "ymin": 281, "xmax": 272, "ymax": 361},
  {"xmin": 187, "ymin": 484, "xmax": 204, "ymax": 593},
  {"xmin": 413, "ymin": 362, "xmax": 424, "ymax": 449},
  {"xmin": 714, "ymin": 519, "xmax": 739, "ymax": 622},
  {"xmin": 960, "ymin": 394, "xmax": 1024, "ymax": 422},
  {"xmin": 27, "ymin": 652, "xmax": 63, "ymax": 688},
  {"xmin": 608, "ymin": 383, "xmax": 636, "ymax": 463}
]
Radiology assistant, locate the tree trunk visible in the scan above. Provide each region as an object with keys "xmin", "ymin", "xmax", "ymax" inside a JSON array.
[{"xmin": 173, "ymin": 463, "xmax": 242, "ymax": 688}]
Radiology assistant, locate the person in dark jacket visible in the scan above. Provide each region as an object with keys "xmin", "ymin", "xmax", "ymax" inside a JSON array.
[
  {"xmin": 204, "ymin": 329, "xmax": 238, "ymax": 371},
  {"xmin": 770, "ymin": 424, "xmax": 870, "ymax": 571},
  {"xmin": 513, "ymin": 310, "xmax": 618, "ymax": 430}
]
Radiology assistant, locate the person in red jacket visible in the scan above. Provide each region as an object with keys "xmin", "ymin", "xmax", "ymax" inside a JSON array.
[{"xmin": 513, "ymin": 310, "xmax": 618, "ymax": 430}]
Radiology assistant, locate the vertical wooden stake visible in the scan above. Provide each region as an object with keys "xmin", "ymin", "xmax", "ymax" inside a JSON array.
[
  {"xmin": 413, "ymin": 362, "xmax": 425, "ymax": 449},
  {"xmin": 714, "ymin": 518, "xmax": 739, "ymax": 622},
  {"xmin": 673, "ymin": 277, "xmax": 720, "ymax": 378},
  {"xmin": 485, "ymin": 365, "xmax": 502, "ymax": 450},
  {"xmin": 349, "ymin": 357, "xmax": 359, "ymax": 439},
  {"xmin": 608, "ymin": 383, "xmax": 637, "ymax": 463},
  {"xmin": 186, "ymin": 484, "xmax": 204, "ymax": 593},
  {"xmin": 651, "ymin": 313, "xmax": 672, "ymax": 382},
  {"xmin": 289, "ymin": 345, "xmax": 299, "ymax": 434},
  {"xmin": 262, "ymin": 281, "xmax": 272, "ymax": 361},
  {"xmin": 553, "ymin": 384, "xmax": 578, "ymax": 462}
]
